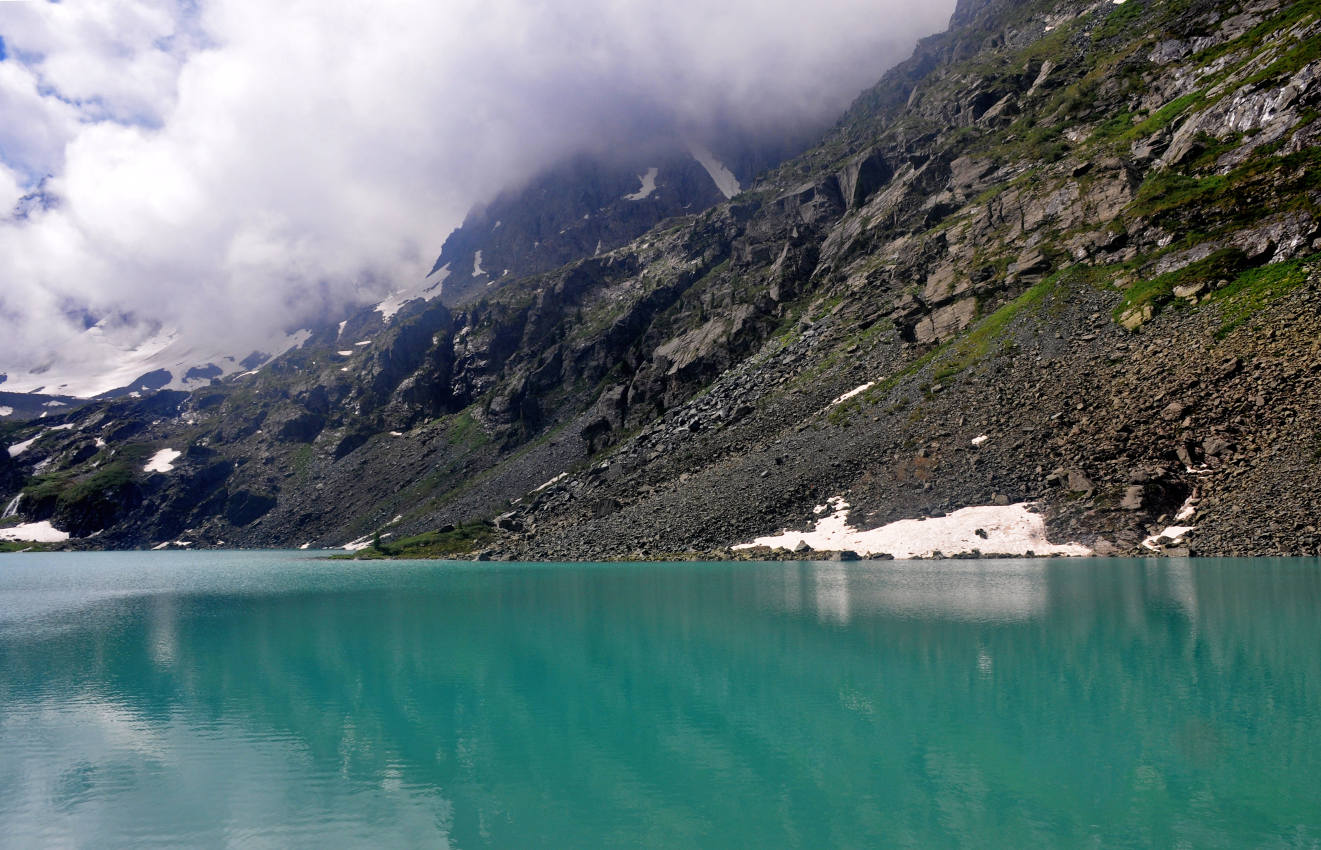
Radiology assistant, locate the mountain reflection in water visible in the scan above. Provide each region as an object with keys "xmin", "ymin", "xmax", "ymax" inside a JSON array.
[{"xmin": 1, "ymin": 553, "xmax": 1318, "ymax": 847}]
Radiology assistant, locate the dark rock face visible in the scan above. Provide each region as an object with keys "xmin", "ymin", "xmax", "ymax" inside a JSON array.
[
  {"xmin": 429, "ymin": 136, "xmax": 806, "ymax": 307},
  {"xmin": 0, "ymin": 390, "xmax": 90, "ymax": 422},
  {"xmin": 7, "ymin": 0, "xmax": 1321, "ymax": 558},
  {"xmin": 0, "ymin": 441, "xmax": 22, "ymax": 497},
  {"xmin": 226, "ymin": 490, "xmax": 277, "ymax": 527}
]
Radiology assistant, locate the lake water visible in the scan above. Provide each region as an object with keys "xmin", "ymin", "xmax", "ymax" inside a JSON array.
[{"xmin": 1, "ymin": 552, "xmax": 1319, "ymax": 847}]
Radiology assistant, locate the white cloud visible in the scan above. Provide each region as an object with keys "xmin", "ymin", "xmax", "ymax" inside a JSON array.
[
  {"xmin": 0, "ymin": 161, "xmax": 22, "ymax": 214},
  {"xmin": 0, "ymin": 0, "xmax": 955, "ymax": 395}
]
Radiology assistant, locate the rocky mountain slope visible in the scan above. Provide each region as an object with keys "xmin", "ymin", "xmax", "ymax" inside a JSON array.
[
  {"xmin": 429, "ymin": 136, "xmax": 806, "ymax": 306},
  {"xmin": 3, "ymin": 0, "xmax": 1320, "ymax": 558}
]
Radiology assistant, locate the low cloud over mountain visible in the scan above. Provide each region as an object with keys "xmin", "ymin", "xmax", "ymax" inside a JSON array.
[{"xmin": 0, "ymin": 0, "xmax": 953, "ymax": 393}]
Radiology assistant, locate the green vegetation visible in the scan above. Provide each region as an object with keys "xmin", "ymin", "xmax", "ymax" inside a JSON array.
[
  {"xmin": 61, "ymin": 462, "xmax": 136, "ymax": 505},
  {"xmin": 826, "ymin": 266, "xmax": 1100, "ymax": 425},
  {"xmin": 1211, "ymin": 254, "xmax": 1318, "ymax": 337},
  {"xmin": 1190, "ymin": 0, "xmax": 1321, "ymax": 70},
  {"xmin": 0, "ymin": 541, "xmax": 62, "ymax": 553},
  {"xmin": 290, "ymin": 444, "xmax": 314, "ymax": 476},
  {"xmin": 1090, "ymin": 91, "xmax": 1204, "ymax": 147},
  {"xmin": 448, "ymin": 408, "xmax": 491, "ymax": 449},
  {"xmin": 1132, "ymin": 172, "xmax": 1229, "ymax": 217},
  {"xmin": 1127, "ymin": 92, "xmax": 1205, "ymax": 139},
  {"xmin": 1091, "ymin": 111, "xmax": 1137, "ymax": 143},
  {"xmin": 334, "ymin": 522, "xmax": 496, "ymax": 559},
  {"xmin": 1246, "ymin": 28, "xmax": 1321, "ymax": 85},
  {"xmin": 931, "ymin": 268, "xmax": 1076, "ymax": 380},
  {"xmin": 1113, "ymin": 248, "xmax": 1248, "ymax": 323},
  {"xmin": 1092, "ymin": 0, "xmax": 1145, "ymax": 41},
  {"xmin": 22, "ymin": 443, "xmax": 153, "ymax": 508}
]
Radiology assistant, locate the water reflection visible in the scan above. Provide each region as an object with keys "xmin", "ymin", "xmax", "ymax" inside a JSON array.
[
  {"xmin": 766, "ymin": 559, "xmax": 1052, "ymax": 623},
  {"xmin": 761, "ymin": 557, "xmax": 1221, "ymax": 625},
  {"xmin": 0, "ymin": 554, "xmax": 1318, "ymax": 847}
]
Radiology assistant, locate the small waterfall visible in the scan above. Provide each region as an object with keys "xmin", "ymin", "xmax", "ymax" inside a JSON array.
[{"xmin": 2, "ymin": 494, "xmax": 21, "ymax": 520}]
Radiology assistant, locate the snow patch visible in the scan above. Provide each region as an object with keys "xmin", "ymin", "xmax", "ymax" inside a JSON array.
[
  {"xmin": 278, "ymin": 329, "xmax": 313, "ymax": 356},
  {"xmin": 830, "ymin": 382, "xmax": 874, "ymax": 406},
  {"xmin": 43, "ymin": 400, "xmax": 66, "ymax": 407},
  {"xmin": 143, "ymin": 449, "xmax": 182, "ymax": 474},
  {"xmin": 687, "ymin": 142, "xmax": 741, "ymax": 199},
  {"xmin": 299, "ymin": 542, "xmax": 312, "ymax": 550},
  {"xmin": 374, "ymin": 293, "xmax": 411, "ymax": 321},
  {"xmin": 624, "ymin": 167, "xmax": 659, "ymax": 201},
  {"xmin": 0, "ymin": 406, "xmax": 12, "ymax": 417},
  {"xmin": 355, "ymin": 340, "xmax": 371, "ymax": 346},
  {"xmin": 0, "ymin": 521, "xmax": 70, "ymax": 543},
  {"xmin": 971, "ymin": 434, "xmax": 990, "ymax": 448},
  {"xmin": 337, "ymin": 320, "xmax": 348, "ymax": 337},
  {"xmin": 8, "ymin": 434, "xmax": 42, "ymax": 457},
  {"xmin": 18, "ymin": 326, "xmax": 313, "ymax": 398},
  {"xmin": 2, "ymin": 494, "xmax": 21, "ymax": 520},
  {"xmin": 50, "ymin": 423, "xmax": 75, "ymax": 431},
  {"xmin": 1142, "ymin": 494, "xmax": 1199, "ymax": 550},
  {"xmin": 375, "ymin": 265, "xmax": 450, "ymax": 323},
  {"xmin": 342, "ymin": 533, "xmax": 373, "ymax": 552},
  {"xmin": 734, "ymin": 498, "xmax": 1091, "ymax": 559},
  {"xmin": 337, "ymin": 350, "xmax": 354, "ymax": 356},
  {"xmin": 533, "ymin": 472, "xmax": 568, "ymax": 492},
  {"xmin": 1143, "ymin": 526, "xmax": 1194, "ymax": 551},
  {"xmin": 472, "ymin": 250, "xmax": 485, "ymax": 277}
]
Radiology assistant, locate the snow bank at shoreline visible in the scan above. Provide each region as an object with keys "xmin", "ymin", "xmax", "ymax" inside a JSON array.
[
  {"xmin": 733, "ymin": 498, "xmax": 1091, "ymax": 559},
  {"xmin": 0, "ymin": 521, "xmax": 71, "ymax": 543}
]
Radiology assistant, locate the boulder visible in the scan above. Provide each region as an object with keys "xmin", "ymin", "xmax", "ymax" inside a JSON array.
[{"xmin": 1121, "ymin": 485, "xmax": 1146, "ymax": 510}]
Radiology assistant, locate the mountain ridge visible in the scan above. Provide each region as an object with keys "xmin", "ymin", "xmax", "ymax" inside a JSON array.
[{"xmin": 4, "ymin": 0, "xmax": 1320, "ymax": 558}]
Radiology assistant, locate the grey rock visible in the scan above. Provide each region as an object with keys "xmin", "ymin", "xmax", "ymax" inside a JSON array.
[
  {"xmin": 1121, "ymin": 485, "xmax": 1146, "ymax": 510},
  {"xmin": 1066, "ymin": 471, "xmax": 1095, "ymax": 494}
]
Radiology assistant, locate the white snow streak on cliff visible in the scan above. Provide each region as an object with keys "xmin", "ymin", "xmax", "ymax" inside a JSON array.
[
  {"xmin": 624, "ymin": 167, "xmax": 659, "ymax": 200},
  {"xmin": 687, "ymin": 142, "xmax": 741, "ymax": 199}
]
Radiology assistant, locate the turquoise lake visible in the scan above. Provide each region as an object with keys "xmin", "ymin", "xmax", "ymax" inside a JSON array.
[{"xmin": 1, "ymin": 552, "xmax": 1319, "ymax": 847}]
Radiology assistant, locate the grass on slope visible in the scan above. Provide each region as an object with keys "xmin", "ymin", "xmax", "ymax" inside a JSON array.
[
  {"xmin": 332, "ymin": 522, "xmax": 497, "ymax": 560},
  {"xmin": 1211, "ymin": 254, "xmax": 1318, "ymax": 337},
  {"xmin": 0, "ymin": 541, "xmax": 62, "ymax": 553}
]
